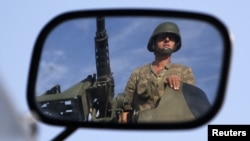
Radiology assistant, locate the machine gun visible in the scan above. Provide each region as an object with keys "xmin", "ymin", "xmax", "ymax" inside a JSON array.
[
  {"xmin": 36, "ymin": 16, "xmax": 124, "ymax": 123},
  {"xmin": 86, "ymin": 16, "xmax": 116, "ymax": 122}
]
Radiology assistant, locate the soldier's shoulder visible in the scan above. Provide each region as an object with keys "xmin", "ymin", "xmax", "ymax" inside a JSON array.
[
  {"xmin": 133, "ymin": 63, "xmax": 151, "ymax": 74},
  {"xmin": 171, "ymin": 63, "xmax": 191, "ymax": 69}
]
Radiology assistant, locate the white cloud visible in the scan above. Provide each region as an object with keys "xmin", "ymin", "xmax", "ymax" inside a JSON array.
[{"xmin": 36, "ymin": 61, "xmax": 68, "ymax": 95}]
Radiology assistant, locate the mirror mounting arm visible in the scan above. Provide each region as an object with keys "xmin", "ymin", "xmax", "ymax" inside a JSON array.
[{"xmin": 52, "ymin": 126, "xmax": 78, "ymax": 141}]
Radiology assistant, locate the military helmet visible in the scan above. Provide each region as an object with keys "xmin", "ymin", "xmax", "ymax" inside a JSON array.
[{"xmin": 147, "ymin": 22, "xmax": 181, "ymax": 52}]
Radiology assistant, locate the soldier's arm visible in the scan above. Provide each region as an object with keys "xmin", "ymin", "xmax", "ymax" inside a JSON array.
[
  {"xmin": 119, "ymin": 70, "xmax": 138, "ymax": 123},
  {"xmin": 123, "ymin": 70, "xmax": 138, "ymax": 110}
]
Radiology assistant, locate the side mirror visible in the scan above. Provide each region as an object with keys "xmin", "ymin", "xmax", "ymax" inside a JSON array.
[{"xmin": 27, "ymin": 9, "xmax": 231, "ymax": 130}]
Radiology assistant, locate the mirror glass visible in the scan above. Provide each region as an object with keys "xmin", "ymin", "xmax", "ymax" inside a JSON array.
[{"xmin": 35, "ymin": 15, "xmax": 223, "ymax": 125}]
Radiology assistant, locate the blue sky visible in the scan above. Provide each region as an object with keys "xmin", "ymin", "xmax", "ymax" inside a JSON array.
[
  {"xmin": 1, "ymin": 1, "xmax": 250, "ymax": 141},
  {"xmin": 37, "ymin": 16, "xmax": 222, "ymax": 105}
]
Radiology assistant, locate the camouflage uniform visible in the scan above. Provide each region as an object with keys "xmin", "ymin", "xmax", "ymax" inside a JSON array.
[{"xmin": 123, "ymin": 63, "xmax": 195, "ymax": 113}]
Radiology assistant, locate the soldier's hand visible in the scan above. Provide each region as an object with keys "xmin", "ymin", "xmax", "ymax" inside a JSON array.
[
  {"xmin": 165, "ymin": 75, "xmax": 181, "ymax": 90},
  {"xmin": 118, "ymin": 112, "xmax": 129, "ymax": 123}
]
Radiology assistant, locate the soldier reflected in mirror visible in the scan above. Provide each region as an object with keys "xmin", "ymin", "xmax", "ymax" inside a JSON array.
[{"xmin": 119, "ymin": 22, "xmax": 211, "ymax": 123}]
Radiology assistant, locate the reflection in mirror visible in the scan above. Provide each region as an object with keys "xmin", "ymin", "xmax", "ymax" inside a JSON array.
[{"xmin": 35, "ymin": 16, "xmax": 223, "ymax": 124}]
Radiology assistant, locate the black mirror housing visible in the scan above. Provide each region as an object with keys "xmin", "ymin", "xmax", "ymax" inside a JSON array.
[{"xmin": 27, "ymin": 9, "xmax": 231, "ymax": 130}]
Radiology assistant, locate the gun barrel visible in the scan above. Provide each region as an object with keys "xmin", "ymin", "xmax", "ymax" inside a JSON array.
[
  {"xmin": 95, "ymin": 16, "xmax": 112, "ymax": 81},
  {"xmin": 96, "ymin": 16, "xmax": 106, "ymax": 34}
]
